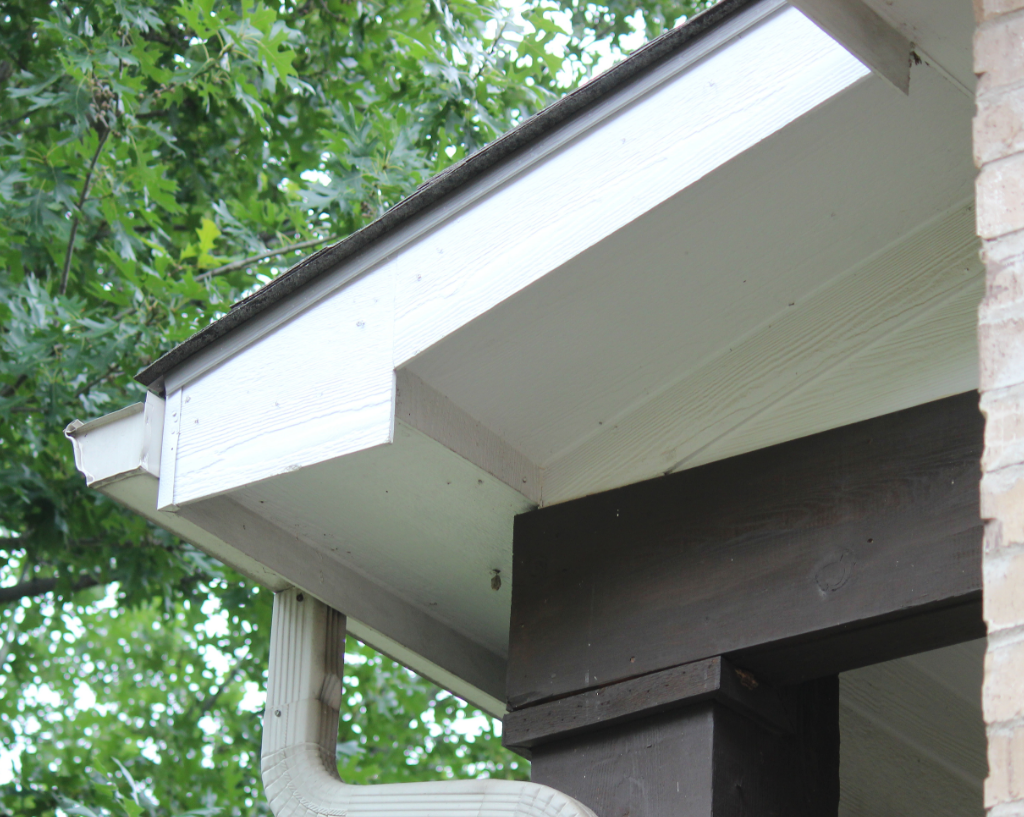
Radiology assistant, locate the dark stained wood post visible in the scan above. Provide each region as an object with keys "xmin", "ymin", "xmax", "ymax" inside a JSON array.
[
  {"xmin": 529, "ymin": 678, "xmax": 839, "ymax": 817},
  {"xmin": 503, "ymin": 393, "xmax": 985, "ymax": 817}
]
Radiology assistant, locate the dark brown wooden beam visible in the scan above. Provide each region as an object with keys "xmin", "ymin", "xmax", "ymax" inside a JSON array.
[
  {"xmin": 508, "ymin": 392, "xmax": 983, "ymax": 708},
  {"xmin": 529, "ymin": 676, "xmax": 840, "ymax": 817},
  {"xmin": 503, "ymin": 655, "xmax": 789, "ymax": 755}
]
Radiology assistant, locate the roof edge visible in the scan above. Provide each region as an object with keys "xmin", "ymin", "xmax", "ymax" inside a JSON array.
[{"xmin": 137, "ymin": 0, "xmax": 756, "ymax": 390}]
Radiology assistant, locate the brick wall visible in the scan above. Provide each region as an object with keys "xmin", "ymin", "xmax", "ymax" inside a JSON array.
[{"xmin": 975, "ymin": 1, "xmax": 1024, "ymax": 813}]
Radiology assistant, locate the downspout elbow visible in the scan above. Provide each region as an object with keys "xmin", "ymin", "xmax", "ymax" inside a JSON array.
[{"xmin": 261, "ymin": 589, "xmax": 597, "ymax": 817}]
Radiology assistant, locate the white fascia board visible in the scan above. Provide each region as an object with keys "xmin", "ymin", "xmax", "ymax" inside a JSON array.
[
  {"xmin": 163, "ymin": 266, "xmax": 397, "ymax": 509},
  {"xmin": 156, "ymin": 1, "xmax": 868, "ymax": 512}
]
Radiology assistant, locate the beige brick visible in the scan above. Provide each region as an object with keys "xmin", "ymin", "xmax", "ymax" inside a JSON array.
[
  {"xmin": 982, "ymin": 468, "xmax": 1024, "ymax": 542},
  {"xmin": 978, "ymin": 153, "xmax": 1024, "ymax": 240},
  {"xmin": 982, "ymin": 231, "xmax": 1024, "ymax": 313},
  {"xmin": 975, "ymin": 12, "xmax": 1024, "ymax": 94},
  {"xmin": 978, "ymin": 309, "xmax": 1024, "ymax": 390},
  {"xmin": 983, "ymin": 386, "xmax": 1024, "ymax": 470},
  {"xmin": 976, "ymin": 86, "xmax": 1024, "ymax": 166},
  {"xmin": 986, "ymin": 547, "xmax": 1024, "ymax": 629},
  {"xmin": 989, "ymin": 729, "xmax": 1010, "ymax": 807},
  {"xmin": 977, "ymin": 0, "xmax": 1024, "ymax": 24},
  {"xmin": 989, "ymin": 519, "xmax": 1007, "ymax": 554},
  {"xmin": 984, "ymin": 726, "xmax": 1024, "ymax": 806},
  {"xmin": 985, "ymin": 639, "xmax": 1024, "ymax": 722}
]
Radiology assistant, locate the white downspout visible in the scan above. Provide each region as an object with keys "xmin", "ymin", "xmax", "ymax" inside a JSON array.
[{"xmin": 261, "ymin": 588, "xmax": 598, "ymax": 817}]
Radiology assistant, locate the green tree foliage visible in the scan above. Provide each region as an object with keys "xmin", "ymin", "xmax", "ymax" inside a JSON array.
[{"xmin": 0, "ymin": 0, "xmax": 707, "ymax": 813}]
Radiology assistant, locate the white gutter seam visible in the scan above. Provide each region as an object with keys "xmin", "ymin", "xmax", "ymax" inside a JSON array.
[{"xmin": 261, "ymin": 589, "xmax": 598, "ymax": 817}]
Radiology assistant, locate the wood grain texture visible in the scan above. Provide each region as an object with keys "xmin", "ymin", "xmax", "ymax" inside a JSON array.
[
  {"xmin": 732, "ymin": 594, "xmax": 983, "ymax": 682},
  {"xmin": 408, "ymin": 63, "xmax": 973, "ymax": 502},
  {"xmin": 159, "ymin": 0, "xmax": 788, "ymax": 398},
  {"xmin": 157, "ymin": 3, "xmax": 864, "ymax": 507},
  {"xmin": 169, "ymin": 267, "xmax": 396, "ymax": 508},
  {"xmin": 508, "ymin": 393, "xmax": 983, "ymax": 707},
  {"xmin": 791, "ymin": 0, "xmax": 912, "ymax": 93},
  {"xmin": 692, "ymin": 272, "xmax": 982, "ymax": 480},
  {"xmin": 502, "ymin": 656, "xmax": 789, "ymax": 752},
  {"xmin": 839, "ymin": 641, "xmax": 984, "ymax": 817},
  {"xmin": 391, "ymin": 7, "xmax": 866, "ymax": 366},
  {"xmin": 541, "ymin": 201, "xmax": 981, "ymax": 505},
  {"xmin": 840, "ymin": 703, "xmax": 981, "ymax": 817},
  {"xmin": 842, "ymin": 651, "xmax": 985, "ymax": 789},
  {"xmin": 529, "ymin": 677, "xmax": 838, "ymax": 817}
]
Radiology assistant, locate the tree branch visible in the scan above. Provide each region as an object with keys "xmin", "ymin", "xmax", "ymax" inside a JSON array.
[
  {"xmin": 0, "ymin": 574, "xmax": 103, "ymax": 606},
  {"xmin": 74, "ymin": 360, "xmax": 123, "ymax": 399},
  {"xmin": 199, "ymin": 660, "xmax": 245, "ymax": 716},
  {"xmin": 470, "ymin": 18, "xmax": 509, "ymax": 83},
  {"xmin": 0, "ymin": 561, "xmax": 30, "ymax": 671},
  {"xmin": 60, "ymin": 127, "xmax": 110, "ymax": 296},
  {"xmin": 195, "ymin": 235, "xmax": 336, "ymax": 282},
  {"xmin": 0, "ymin": 373, "xmax": 28, "ymax": 400}
]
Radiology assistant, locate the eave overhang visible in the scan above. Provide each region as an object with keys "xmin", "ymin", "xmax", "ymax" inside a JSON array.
[{"xmin": 72, "ymin": 0, "xmax": 980, "ymax": 714}]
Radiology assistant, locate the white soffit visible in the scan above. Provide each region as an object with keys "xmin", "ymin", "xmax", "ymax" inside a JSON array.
[
  {"xmin": 411, "ymin": 58, "xmax": 977, "ymax": 503},
  {"xmin": 66, "ymin": 401, "xmax": 509, "ymax": 714},
  {"xmin": 840, "ymin": 639, "xmax": 985, "ymax": 817}
]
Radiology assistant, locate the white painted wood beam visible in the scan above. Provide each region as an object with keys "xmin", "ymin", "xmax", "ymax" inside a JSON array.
[
  {"xmin": 157, "ymin": 0, "xmax": 791, "ymax": 400},
  {"xmin": 396, "ymin": 370, "xmax": 541, "ymax": 504},
  {"xmin": 163, "ymin": 266, "xmax": 397, "ymax": 510},
  {"xmin": 789, "ymin": 0, "xmax": 913, "ymax": 94}
]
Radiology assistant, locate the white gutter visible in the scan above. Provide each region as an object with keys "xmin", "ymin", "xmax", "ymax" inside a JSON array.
[
  {"xmin": 262, "ymin": 588, "xmax": 596, "ymax": 817},
  {"xmin": 65, "ymin": 393, "xmax": 164, "ymax": 489}
]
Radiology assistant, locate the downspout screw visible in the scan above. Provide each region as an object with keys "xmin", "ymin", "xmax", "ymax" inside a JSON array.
[{"xmin": 275, "ymin": 710, "xmax": 282, "ymax": 717}]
